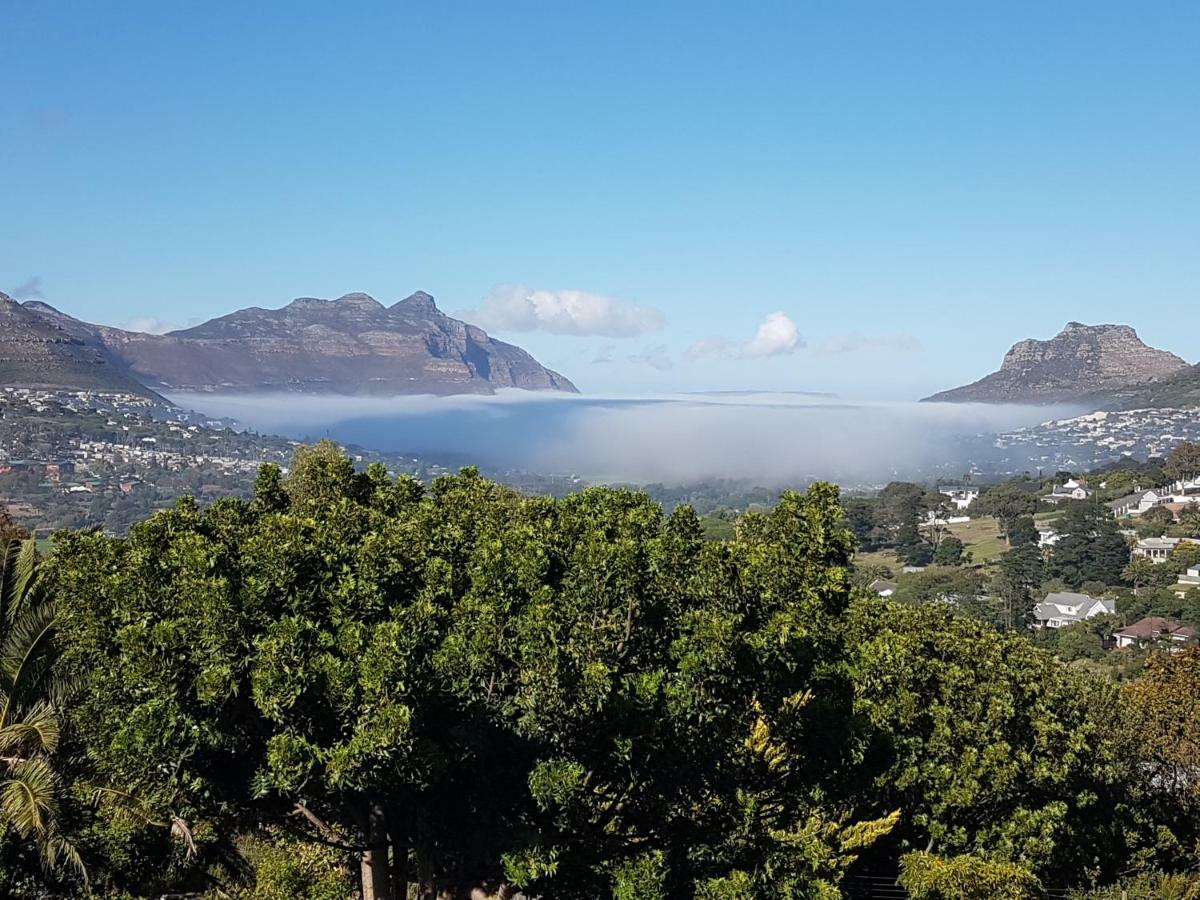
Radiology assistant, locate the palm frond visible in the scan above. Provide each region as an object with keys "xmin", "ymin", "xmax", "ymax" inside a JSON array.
[
  {"xmin": 1, "ymin": 756, "xmax": 58, "ymax": 838},
  {"xmin": 0, "ymin": 702, "xmax": 60, "ymax": 757},
  {"xmin": 0, "ymin": 597, "xmax": 59, "ymax": 729},
  {"xmin": 1, "ymin": 539, "xmax": 40, "ymax": 628},
  {"xmin": 40, "ymin": 828, "xmax": 89, "ymax": 886}
]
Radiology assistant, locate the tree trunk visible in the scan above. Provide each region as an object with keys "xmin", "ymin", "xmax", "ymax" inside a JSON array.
[{"xmin": 360, "ymin": 800, "xmax": 394, "ymax": 900}]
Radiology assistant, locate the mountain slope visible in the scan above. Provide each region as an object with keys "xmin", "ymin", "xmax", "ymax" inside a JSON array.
[
  {"xmin": 1101, "ymin": 363, "xmax": 1200, "ymax": 410},
  {"xmin": 99, "ymin": 291, "xmax": 576, "ymax": 395},
  {"xmin": 924, "ymin": 322, "xmax": 1188, "ymax": 405},
  {"xmin": 0, "ymin": 293, "xmax": 159, "ymax": 397}
]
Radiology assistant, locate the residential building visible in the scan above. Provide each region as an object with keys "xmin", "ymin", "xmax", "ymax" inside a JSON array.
[
  {"xmin": 1113, "ymin": 616, "xmax": 1198, "ymax": 650},
  {"xmin": 1047, "ymin": 479, "xmax": 1091, "ymax": 504},
  {"xmin": 1032, "ymin": 591, "xmax": 1116, "ymax": 629},
  {"xmin": 1177, "ymin": 566, "xmax": 1200, "ymax": 599},
  {"xmin": 1109, "ymin": 490, "xmax": 1166, "ymax": 519},
  {"xmin": 1133, "ymin": 536, "xmax": 1193, "ymax": 563},
  {"xmin": 939, "ymin": 485, "xmax": 981, "ymax": 511},
  {"xmin": 868, "ymin": 579, "xmax": 897, "ymax": 598}
]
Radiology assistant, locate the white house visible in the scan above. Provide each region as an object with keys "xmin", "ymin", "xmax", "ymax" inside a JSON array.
[
  {"xmin": 1109, "ymin": 490, "xmax": 1167, "ymax": 519},
  {"xmin": 1134, "ymin": 536, "xmax": 1194, "ymax": 563},
  {"xmin": 1047, "ymin": 479, "xmax": 1091, "ymax": 504},
  {"xmin": 1037, "ymin": 527, "xmax": 1061, "ymax": 549},
  {"xmin": 1032, "ymin": 592, "xmax": 1116, "ymax": 629},
  {"xmin": 939, "ymin": 485, "xmax": 981, "ymax": 511}
]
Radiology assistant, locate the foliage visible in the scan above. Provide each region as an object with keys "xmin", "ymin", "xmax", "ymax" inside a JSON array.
[
  {"xmin": 1164, "ymin": 443, "xmax": 1200, "ymax": 484},
  {"xmin": 52, "ymin": 444, "xmax": 891, "ymax": 898},
  {"xmin": 232, "ymin": 831, "xmax": 354, "ymax": 900},
  {"xmin": 1007, "ymin": 516, "xmax": 1039, "ymax": 548},
  {"xmin": 1071, "ymin": 870, "xmax": 1200, "ymax": 899},
  {"xmin": 848, "ymin": 600, "xmax": 1135, "ymax": 882},
  {"xmin": 898, "ymin": 851, "xmax": 1042, "ymax": 900},
  {"xmin": 1050, "ymin": 504, "xmax": 1131, "ymax": 588},
  {"xmin": 933, "ymin": 536, "xmax": 966, "ymax": 566},
  {"xmin": 0, "ymin": 538, "xmax": 82, "ymax": 882},
  {"xmin": 1122, "ymin": 649, "xmax": 1200, "ymax": 809}
]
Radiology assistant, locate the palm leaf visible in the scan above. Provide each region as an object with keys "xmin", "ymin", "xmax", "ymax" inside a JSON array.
[
  {"xmin": 0, "ymin": 702, "xmax": 60, "ymax": 757},
  {"xmin": 1, "ymin": 756, "xmax": 58, "ymax": 838}
]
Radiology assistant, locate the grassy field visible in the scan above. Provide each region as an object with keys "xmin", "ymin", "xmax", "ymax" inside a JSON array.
[
  {"xmin": 852, "ymin": 514, "xmax": 1011, "ymax": 572},
  {"xmin": 945, "ymin": 516, "xmax": 1008, "ymax": 565}
]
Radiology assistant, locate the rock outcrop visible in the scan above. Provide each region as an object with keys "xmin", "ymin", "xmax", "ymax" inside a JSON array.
[{"xmin": 924, "ymin": 323, "xmax": 1188, "ymax": 405}]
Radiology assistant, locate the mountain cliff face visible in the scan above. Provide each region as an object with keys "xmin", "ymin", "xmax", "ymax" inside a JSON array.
[
  {"xmin": 97, "ymin": 291, "xmax": 577, "ymax": 395},
  {"xmin": 1, "ymin": 292, "xmax": 577, "ymax": 397},
  {"xmin": 0, "ymin": 293, "xmax": 156, "ymax": 396},
  {"xmin": 924, "ymin": 323, "xmax": 1189, "ymax": 405}
]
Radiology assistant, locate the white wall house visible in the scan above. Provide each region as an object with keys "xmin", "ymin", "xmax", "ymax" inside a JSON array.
[
  {"xmin": 1134, "ymin": 536, "xmax": 1195, "ymax": 563},
  {"xmin": 939, "ymin": 485, "xmax": 981, "ymax": 511},
  {"xmin": 1047, "ymin": 479, "xmax": 1091, "ymax": 504},
  {"xmin": 1177, "ymin": 566, "xmax": 1200, "ymax": 599},
  {"xmin": 1032, "ymin": 592, "xmax": 1116, "ymax": 629}
]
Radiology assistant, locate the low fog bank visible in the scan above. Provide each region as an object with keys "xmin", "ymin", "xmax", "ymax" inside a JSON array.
[{"xmin": 169, "ymin": 391, "xmax": 1074, "ymax": 486}]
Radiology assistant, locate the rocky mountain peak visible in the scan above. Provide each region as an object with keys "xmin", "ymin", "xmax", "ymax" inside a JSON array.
[
  {"xmin": 926, "ymin": 321, "xmax": 1189, "ymax": 405},
  {"xmin": 335, "ymin": 292, "xmax": 383, "ymax": 308},
  {"xmin": 392, "ymin": 291, "xmax": 438, "ymax": 314}
]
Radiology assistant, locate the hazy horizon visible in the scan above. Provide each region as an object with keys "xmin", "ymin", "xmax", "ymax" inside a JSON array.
[{"xmin": 170, "ymin": 390, "xmax": 1071, "ymax": 486}]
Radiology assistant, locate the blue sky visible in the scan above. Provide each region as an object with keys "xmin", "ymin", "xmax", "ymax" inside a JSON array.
[{"xmin": 2, "ymin": 1, "xmax": 1197, "ymax": 399}]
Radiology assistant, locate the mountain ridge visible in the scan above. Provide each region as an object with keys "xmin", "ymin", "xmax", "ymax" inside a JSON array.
[
  {"xmin": 923, "ymin": 322, "xmax": 1189, "ymax": 406},
  {"xmin": 2, "ymin": 291, "xmax": 577, "ymax": 397}
]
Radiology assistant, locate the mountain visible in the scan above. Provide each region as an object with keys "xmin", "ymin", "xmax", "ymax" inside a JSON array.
[
  {"xmin": 0, "ymin": 293, "xmax": 159, "ymax": 397},
  {"xmin": 1101, "ymin": 363, "xmax": 1200, "ymax": 410},
  {"xmin": 3, "ymin": 292, "xmax": 577, "ymax": 397},
  {"xmin": 923, "ymin": 322, "xmax": 1189, "ymax": 405}
]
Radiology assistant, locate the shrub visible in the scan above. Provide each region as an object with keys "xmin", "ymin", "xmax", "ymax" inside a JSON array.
[{"xmin": 899, "ymin": 852, "xmax": 1042, "ymax": 900}]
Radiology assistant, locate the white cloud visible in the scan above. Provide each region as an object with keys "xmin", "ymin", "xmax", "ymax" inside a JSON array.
[
  {"xmin": 627, "ymin": 345, "xmax": 674, "ymax": 371},
  {"xmin": 815, "ymin": 332, "xmax": 921, "ymax": 355},
  {"xmin": 744, "ymin": 312, "xmax": 803, "ymax": 358},
  {"xmin": 460, "ymin": 283, "xmax": 666, "ymax": 338},
  {"xmin": 685, "ymin": 312, "xmax": 805, "ymax": 362}
]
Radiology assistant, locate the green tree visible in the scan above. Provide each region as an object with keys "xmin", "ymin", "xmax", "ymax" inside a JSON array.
[
  {"xmin": 54, "ymin": 448, "xmax": 894, "ymax": 899},
  {"xmin": 848, "ymin": 600, "xmax": 1133, "ymax": 883},
  {"xmin": 991, "ymin": 545, "xmax": 1045, "ymax": 630},
  {"xmin": 0, "ymin": 538, "xmax": 82, "ymax": 881},
  {"xmin": 1006, "ymin": 516, "xmax": 1039, "ymax": 549},
  {"xmin": 974, "ymin": 484, "xmax": 1039, "ymax": 543},
  {"xmin": 1051, "ymin": 504, "xmax": 1131, "ymax": 588},
  {"xmin": 1164, "ymin": 443, "xmax": 1200, "ymax": 485},
  {"xmin": 1180, "ymin": 506, "xmax": 1200, "ymax": 538},
  {"xmin": 932, "ymin": 537, "xmax": 966, "ymax": 567}
]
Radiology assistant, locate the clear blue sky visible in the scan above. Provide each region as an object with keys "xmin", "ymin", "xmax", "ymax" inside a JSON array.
[{"xmin": 3, "ymin": 1, "xmax": 1197, "ymax": 399}]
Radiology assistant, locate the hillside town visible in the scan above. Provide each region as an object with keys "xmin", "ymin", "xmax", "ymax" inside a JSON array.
[{"xmin": 0, "ymin": 389, "xmax": 458, "ymax": 534}]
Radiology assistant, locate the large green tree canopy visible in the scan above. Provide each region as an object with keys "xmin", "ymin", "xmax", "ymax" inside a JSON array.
[{"xmin": 51, "ymin": 443, "xmax": 890, "ymax": 899}]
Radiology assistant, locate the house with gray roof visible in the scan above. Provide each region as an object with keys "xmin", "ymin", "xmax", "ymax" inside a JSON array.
[{"xmin": 1032, "ymin": 591, "xmax": 1116, "ymax": 629}]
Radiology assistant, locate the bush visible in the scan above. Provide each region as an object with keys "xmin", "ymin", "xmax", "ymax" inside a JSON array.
[
  {"xmin": 899, "ymin": 852, "xmax": 1042, "ymax": 900},
  {"xmin": 233, "ymin": 832, "xmax": 354, "ymax": 900},
  {"xmin": 1071, "ymin": 871, "xmax": 1200, "ymax": 899}
]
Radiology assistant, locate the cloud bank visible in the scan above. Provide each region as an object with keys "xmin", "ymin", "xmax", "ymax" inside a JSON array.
[
  {"xmin": 169, "ymin": 390, "xmax": 1062, "ymax": 487},
  {"xmin": 460, "ymin": 283, "xmax": 666, "ymax": 337}
]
